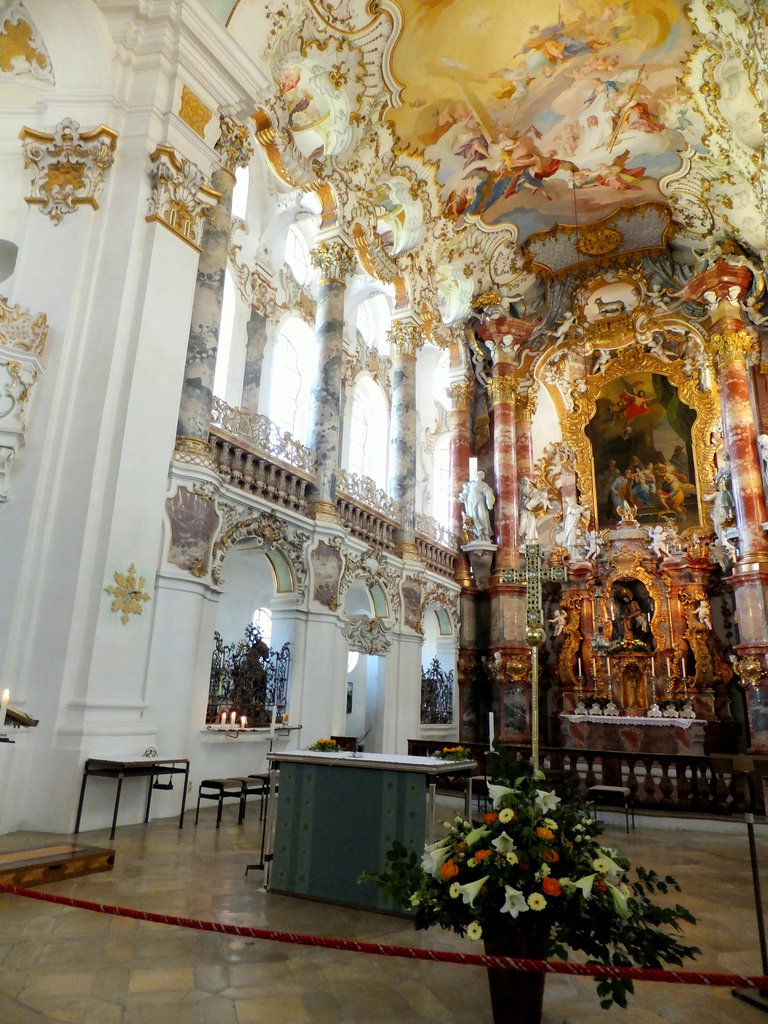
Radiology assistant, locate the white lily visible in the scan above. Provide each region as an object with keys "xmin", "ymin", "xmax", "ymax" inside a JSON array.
[
  {"xmin": 500, "ymin": 885, "xmax": 529, "ymax": 918},
  {"xmin": 608, "ymin": 881, "xmax": 630, "ymax": 919},
  {"xmin": 573, "ymin": 873, "xmax": 596, "ymax": 898},
  {"xmin": 421, "ymin": 840, "xmax": 452, "ymax": 876},
  {"xmin": 491, "ymin": 830, "xmax": 517, "ymax": 854},
  {"xmin": 487, "ymin": 783, "xmax": 516, "ymax": 809},
  {"xmin": 464, "ymin": 824, "xmax": 490, "ymax": 847},
  {"xmin": 456, "ymin": 875, "xmax": 489, "ymax": 907},
  {"xmin": 534, "ymin": 789, "xmax": 561, "ymax": 813}
]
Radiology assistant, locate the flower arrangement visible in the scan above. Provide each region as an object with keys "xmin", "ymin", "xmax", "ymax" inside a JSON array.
[
  {"xmin": 307, "ymin": 738, "xmax": 342, "ymax": 752},
  {"xmin": 436, "ymin": 745, "xmax": 473, "ymax": 762},
  {"xmin": 366, "ymin": 753, "xmax": 699, "ymax": 1011}
]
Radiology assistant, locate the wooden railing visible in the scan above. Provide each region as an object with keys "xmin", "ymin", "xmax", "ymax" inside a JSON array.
[{"xmin": 407, "ymin": 740, "xmax": 767, "ymax": 817}]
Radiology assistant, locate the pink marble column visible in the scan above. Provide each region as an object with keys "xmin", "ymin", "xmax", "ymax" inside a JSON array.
[
  {"xmin": 487, "ymin": 366, "xmax": 518, "ymax": 570},
  {"xmin": 514, "ymin": 386, "xmax": 536, "ymax": 483}
]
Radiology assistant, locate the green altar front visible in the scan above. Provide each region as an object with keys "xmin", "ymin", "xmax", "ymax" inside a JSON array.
[{"xmin": 267, "ymin": 751, "xmax": 475, "ymax": 911}]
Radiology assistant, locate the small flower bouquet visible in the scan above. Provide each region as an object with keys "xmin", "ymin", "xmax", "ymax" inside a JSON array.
[
  {"xmin": 436, "ymin": 745, "xmax": 473, "ymax": 762},
  {"xmin": 307, "ymin": 738, "xmax": 342, "ymax": 752},
  {"xmin": 365, "ymin": 754, "xmax": 698, "ymax": 1012}
]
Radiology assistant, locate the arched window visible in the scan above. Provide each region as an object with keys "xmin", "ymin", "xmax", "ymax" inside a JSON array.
[
  {"xmin": 264, "ymin": 318, "xmax": 316, "ymax": 442},
  {"xmin": 284, "ymin": 223, "xmax": 312, "ymax": 287},
  {"xmin": 251, "ymin": 606, "xmax": 272, "ymax": 647},
  {"xmin": 232, "ymin": 166, "xmax": 250, "ymax": 220},
  {"xmin": 356, "ymin": 293, "xmax": 392, "ymax": 353},
  {"xmin": 346, "ymin": 376, "xmax": 389, "ymax": 488}
]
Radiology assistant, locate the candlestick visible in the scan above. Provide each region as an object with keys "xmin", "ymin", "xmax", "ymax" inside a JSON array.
[{"xmin": 1, "ymin": 688, "xmax": 9, "ymax": 727}]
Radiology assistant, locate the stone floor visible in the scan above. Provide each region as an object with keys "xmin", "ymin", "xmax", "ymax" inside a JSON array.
[{"xmin": 0, "ymin": 800, "xmax": 766, "ymax": 1023}]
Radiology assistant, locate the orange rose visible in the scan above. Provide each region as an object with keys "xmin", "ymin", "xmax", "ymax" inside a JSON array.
[
  {"xmin": 536, "ymin": 827, "xmax": 555, "ymax": 840},
  {"xmin": 542, "ymin": 848, "xmax": 560, "ymax": 863},
  {"xmin": 474, "ymin": 848, "xmax": 492, "ymax": 862},
  {"xmin": 483, "ymin": 812, "xmax": 499, "ymax": 824},
  {"xmin": 440, "ymin": 859, "xmax": 459, "ymax": 879},
  {"xmin": 542, "ymin": 877, "xmax": 562, "ymax": 897}
]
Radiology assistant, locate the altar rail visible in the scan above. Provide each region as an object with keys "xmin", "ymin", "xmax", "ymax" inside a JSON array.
[{"xmin": 407, "ymin": 740, "xmax": 768, "ymax": 818}]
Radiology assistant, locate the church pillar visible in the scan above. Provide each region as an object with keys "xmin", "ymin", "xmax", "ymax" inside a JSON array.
[
  {"xmin": 687, "ymin": 258, "xmax": 768, "ymax": 751},
  {"xmin": 387, "ymin": 317, "xmax": 424, "ymax": 556},
  {"xmin": 487, "ymin": 366, "xmax": 519, "ymax": 570},
  {"xmin": 514, "ymin": 382, "xmax": 536, "ymax": 483},
  {"xmin": 306, "ymin": 238, "xmax": 357, "ymax": 517},
  {"xmin": 240, "ymin": 307, "xmax": 268, "ymax": 418},
  {"xmin": 175, "ymin": 117, "xmax": 253, "ymax": 455},
  {"xmin": 448, "ymin": 370, "xmax": 474, "ymax": 589}
]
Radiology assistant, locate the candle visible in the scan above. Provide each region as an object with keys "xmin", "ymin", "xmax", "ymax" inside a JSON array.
[
  {"xmin": 577, "ymin": 657, "xmax": 583, "ymax": 678},
  {"xmin": 241, "ymin": 715, "xmax": 247, "ymax": 729},
  {"xmin": 681, "ymin": 658, "xmax": 686, "ymax": 678},
  {"xmin": 650, "ymin": 656, "xmax": 655, "ymax": 676},
  {"xmin": 606, "ymin": 657, "xmax": 611, "ymax": 674},
  {"xmin": 488, "ymin": 711, "xmax": 495, "ymax": 744},
  {"xmin": 230, "ymin": 710, "xmax": 237, "ymax": 725},
  {"xmin": 666, "ymin": 658, "xmax": 671, "ymax": 676},
  {"xmin": 1, "ymin": 688, "xmax": 8, "ymax": 727},
  {"xmin": 220, "ymin": 711, "xmax": 227, "ymax": 726}
]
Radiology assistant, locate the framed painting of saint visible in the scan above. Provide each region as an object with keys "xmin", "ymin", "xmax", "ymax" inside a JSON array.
[{"xmin": 586, "ymin": 372, "xmax": 699, "ymax": 530}]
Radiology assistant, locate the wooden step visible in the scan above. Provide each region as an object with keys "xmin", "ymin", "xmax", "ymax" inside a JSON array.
[{"xmin": 0, "ymin": 843, "xmax": 115, "ymax": 887}]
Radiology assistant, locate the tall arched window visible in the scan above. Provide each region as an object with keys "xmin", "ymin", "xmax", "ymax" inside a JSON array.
[
  {"xmin": 346, "ymin": 376, "xmax": 389, "ymax": 488},
  {"xmin": 356, "ymin": 293, "xmax": 392, "ymax": 353},
  {"xmin": 264, "ymin": 318, "xmax": 316, "ymax": 442},
  {"xmin": 213, "ymin": 269, "xmax": 236, "ymax": 400},
  {"xmin": 284, "ymin": 223, "xmax": 312, "ymax": 287}
]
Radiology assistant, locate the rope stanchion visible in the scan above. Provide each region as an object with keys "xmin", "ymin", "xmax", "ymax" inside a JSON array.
[{"xmin": 2, "ymin": 882, "xmax": 766, "ymax": 990}]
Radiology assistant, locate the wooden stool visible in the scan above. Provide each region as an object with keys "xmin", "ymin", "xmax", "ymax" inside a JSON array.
[
  {"xmin": 588, "ymin": 785, "xmax": 635, "ymax": 833},
  {"xmin": 195, "ymin": 778, "xmax": 251, "ymax": 828}
]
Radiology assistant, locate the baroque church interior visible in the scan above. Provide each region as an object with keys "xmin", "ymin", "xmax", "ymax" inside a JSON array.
[{"xmin": 1, "ymin": 0, "xmax": 768, "ymax": 868}]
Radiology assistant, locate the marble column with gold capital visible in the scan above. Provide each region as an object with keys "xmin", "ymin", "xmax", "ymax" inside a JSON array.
[
  {"xmin": 176, "ymin": 117, "xmax": 253, "ymax": 456},
  {"xmin": 487, "ymin": 368, "xmax": 519, "ymax": 569},
  {"xmin": 306, "ymin": 238, "xmax": 357, "ymax": 516},
  {"xmin": 388, "ymin": 317, "xmax": 424, "ymax": 554},
  {"xmin": 448, "ymin": 369, "xmax": 474, "ymax": 588}
]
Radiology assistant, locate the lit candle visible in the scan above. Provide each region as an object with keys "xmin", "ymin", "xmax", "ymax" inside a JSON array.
[
  {"xmin": 230, "ymin": 710, "xmax": 237, "ymax": 726},
  {"xmin": 489, "ymin": 711, "xmax": 495, "ymax": 743},
  {"xmin": 220, "ymin": 711, "xmax": 227, "ymax": 726},
  {"xmin": 241, "ymin": 715, "xmax": 247, "ymax": 729},
  {"xmin": 1, "ymin": 688, "xmax": 9, "ymax": 727}
]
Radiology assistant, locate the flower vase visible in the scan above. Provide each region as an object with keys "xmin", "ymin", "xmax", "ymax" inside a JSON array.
[{"xmin": 483, "ymin": 932, "xmax": 546, "ymax": 1024}]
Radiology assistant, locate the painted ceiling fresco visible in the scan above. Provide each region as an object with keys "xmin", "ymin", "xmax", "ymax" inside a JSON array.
[{"xmin": 389, "ymin": 0, "xmax": 703, "ymax": 244}]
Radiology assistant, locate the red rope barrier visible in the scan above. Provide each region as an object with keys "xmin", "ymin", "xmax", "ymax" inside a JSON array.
[{"xmin": 1, "ymin": 882, "xmax": 765, "ymax": 990}]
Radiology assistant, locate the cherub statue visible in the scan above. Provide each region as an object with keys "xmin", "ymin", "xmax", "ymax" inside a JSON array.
[
  {"xmin": 649, "ymin": 524, "xmax": 673, "ymax": 559},
  {"xmin": 548, "ymin": 608, "xmax": 567, "ymax": 637},
  {"xmin": 694, "ymin": 599, "xmax": 712, "ymax": 630}
]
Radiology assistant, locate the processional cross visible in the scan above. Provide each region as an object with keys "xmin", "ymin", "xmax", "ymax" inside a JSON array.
[{"xmin": 500, "ymin": 544, "xmax": 567, "ymax": 772}]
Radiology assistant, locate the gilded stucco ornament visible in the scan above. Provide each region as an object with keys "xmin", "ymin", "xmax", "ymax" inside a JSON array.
[
  {"xmin": 706, "ymin": 328, "xmax": 755, "ymax": 369},
  {"xmin": 20, "ymin": 118, "xmax": 118, "ymax": 224},
  {"xmin": 486, "ymin": 374, "xmax": 518, "ymax": 406},
  {"xmin": 343, "ymin": 615, "xmax": 392, "ymax": 654},
  {"xmin": 0, "ymin": 294, "xmax": 48, "ymax": 502},
  {"xmin": 104, "ymin": 565, "xmax": 151, "ymax": 625},
  {"xmin": 178, "ymin": 86, "xmax": 212, "ymax": 139},
  {"xmin": 215, "ymin": 116, "xmax": 253, "ymax": 176},
  {"xmin": 312, "ymin": 238, "xmax": 357, "ymax": 282},
  {"xmin": 0, "ymin": 2, "xmax": 53, "ymax": 80},
  {"xmin": 449, "ymin": 381, "xmax": 474, "ymax": 411},
  {"xmin": 146, "ymin": 146, "xmax": 220, "ymax": 252},
  {"xmin": 387, "ymin": 318, "xmax": 423, "ymax": 357}
]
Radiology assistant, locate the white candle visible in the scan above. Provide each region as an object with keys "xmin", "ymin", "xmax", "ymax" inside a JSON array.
[
  {"xmin": 577, "ymin": 657, "xmax": 583, "ymax": 677},
  {"xmin": 666, "ymin": 658, "xmax": 671, "ymax": 676},
  {"xmin": 650, "ymin": 656, "xmax": 655, "ymax": 676},
  {"xmin": 230, "ymin": 710, "xmax": 237, "ymax": 725},
  {"xmin": 241, "ymin": 715, "xmax": 247, "ymax": 729},
  {"xmin": 488, "ymin": 711, "xmax": 495, "ymax": 744},
  {"xmin": 681, "ymin": 658, "xmax": 686, "ymax": 679},
  {"xmin": 1, "ymin": 688, "xmax": 9, "ymax": 727},
  {"xmin": 220, "ymin": 711, "xmax": 227, "ymax": 726},
  {"xmin": 606, "ymin": 657, "xmax": 611, "ymax": 674}
]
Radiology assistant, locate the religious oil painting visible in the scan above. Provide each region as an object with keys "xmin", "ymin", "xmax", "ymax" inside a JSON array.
[{"xmin": 586, "ymin": 372, "xmax": 699, "ymax": 531}]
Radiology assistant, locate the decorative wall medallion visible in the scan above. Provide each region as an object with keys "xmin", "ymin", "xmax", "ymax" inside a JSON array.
[
  {"xmin": 0, "ymin": 3, "xmax": 53, "ymax": 80},
  {"xmin": 0, "ymin": 294, "xmax": 48, "ymax": 501},
  {"xmin": 343, "ymin": 614, "xmax": 392, "ymax": 654},
  {"xmin": 166, "ymin": 486, "xmax": 221, "ymax": 576},
  {"xmin": 104, "ymin": 565, "xmax": 151, "ymax": 624},
  {"xmin": 178, "ymin": 86, "xmax": 211, "ymax": 138},
  {"xmin": 146, "ymin": 145, "xmax": 220, "ymax": 252},
  {"xmin": 20, "ymin": 118, "xmax": 117, "ymax": 223}
]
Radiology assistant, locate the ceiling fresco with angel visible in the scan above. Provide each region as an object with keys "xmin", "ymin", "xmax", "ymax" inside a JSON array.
[{"xmin": 389, "ymin": 0, "xmax": 704, "ymax": 243}]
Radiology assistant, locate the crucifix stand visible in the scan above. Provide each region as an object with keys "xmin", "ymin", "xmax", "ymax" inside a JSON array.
[{"xmin": 501, "ymin": 544, "xmax": 567, "ymax": 771}]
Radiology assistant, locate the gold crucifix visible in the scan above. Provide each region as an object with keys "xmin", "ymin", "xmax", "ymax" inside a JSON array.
[{"xmin": 501, "ymin": 544, "xmax": 568, "ymax": 771}]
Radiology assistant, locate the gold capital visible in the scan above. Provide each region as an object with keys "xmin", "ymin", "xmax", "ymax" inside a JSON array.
[
  {"xmin": 449, "ymin": 381, "xmax": 474, "ymax": 410},
  {"xmin": 312, "ymin": 240, "xmax": 357, "ymax": 283},
  {"xmin": 707, "ymin": 328, "xmax": 755, "ymax": 369},
  {"xmin": 388, "ymin": 320, "xmax": 424, "ymax": 357},
  {"xmin": 486, "ymin": 374, "xmax": 518, "ymax": 406}
]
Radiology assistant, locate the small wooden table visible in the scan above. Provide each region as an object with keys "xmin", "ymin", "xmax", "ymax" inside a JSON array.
[{"xmin": 74, "ymin": 757, "xmax": 190, "ymax": 840}]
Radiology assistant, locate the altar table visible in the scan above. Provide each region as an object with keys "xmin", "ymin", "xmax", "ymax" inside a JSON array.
[
  {"xmin": 74, "ymin": 757, "xmax": 190, "ymax": 840},
  {"xmin": 265, "ymin": 750, "xmax": 475, "ymax": 911},
  {"xmin": 561, "ymin": 715, "xmax": 707, "ymax": 755}
]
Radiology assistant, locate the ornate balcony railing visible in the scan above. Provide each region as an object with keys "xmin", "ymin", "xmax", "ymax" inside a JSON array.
[
  {"xmin": 211, "ymin": 398, "xmax": 315, "ymax": 473},
  {"xmin": 336, "ymin": 469, "xmax": 400, "ymax": 519}
]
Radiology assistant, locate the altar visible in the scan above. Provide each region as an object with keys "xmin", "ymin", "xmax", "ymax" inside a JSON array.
[
  {"xmin": 265, "ymin": 750, "xmax": 475, "ymax": 911},
  {"xmin": 560, "ymin": 714, "xmax": 707, "ymax": 756}
]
